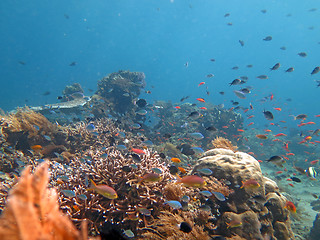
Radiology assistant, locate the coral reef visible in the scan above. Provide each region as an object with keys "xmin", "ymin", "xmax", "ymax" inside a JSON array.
[
  {"xmin": 96, "ymin": 70, "xmax": 146, "ymax": 114},
  {"xmin": 0, "ymin": 108, "xmax": 67, "ymax": 154},
  {"xmin": 0, "ymin": 162, "xmax": 85, "ymax": 240},
  {"xmin": 192, "ymin": 148, "xmax": 294, "ymax": 240},
  {"xmin": 212, "ymin": 136, "xmax": 238, "ymax": 152},
  {"xmin": 309, "ymin": 213, "xmax": 320, "ymax": 240},
  {"xmin": 140, "ymin": 210, "xmax": 212, "ymax": 240}
]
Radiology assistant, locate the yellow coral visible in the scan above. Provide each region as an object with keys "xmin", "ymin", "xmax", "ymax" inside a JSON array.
[{"xmin": 212, "ymin": 137, "xmax": 238, "ymax": 152}]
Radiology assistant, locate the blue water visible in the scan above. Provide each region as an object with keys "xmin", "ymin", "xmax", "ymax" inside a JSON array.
[
  {"xmin": 1, "ymin": 0, "xmax": 319, "ymax": 120},
  {"xmin": 1, "ymin": 1, "xmax": 320, "ymax": 237}
]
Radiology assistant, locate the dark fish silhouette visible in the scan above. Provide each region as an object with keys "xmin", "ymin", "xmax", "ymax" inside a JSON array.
[
  {"xmin": 263, "ymin": 36, "xmax": 272, "ymax": 41},
  {"xmin": 311, "ymin": 66, "xmax": 320, "ymax": 75},
  {"xmin": 270, "ymin": 63, "xmax": 280, "ymax": 70},
  {"xmin": 229, "ymin": 79, "xmax": 241, "ymax": 86},
  {"xmin": 297, "ymin": 52, "xmax": 307, "ymax": 57},
  {"xmin": 263, "ymin": 110, "xmax": 274, "ymax": 120}
]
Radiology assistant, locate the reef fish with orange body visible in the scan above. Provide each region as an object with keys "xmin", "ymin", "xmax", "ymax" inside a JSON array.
[
  {"xmin": 176, "ymin": 175, "xmax": 207, "ymax": 188},
  {"xmin": 88, "ymin": 179, "xmax": 118, "ymax": 199},
  {"xmin": 241, "ymin": 179, "xmax": 260, "ymax": 189}
]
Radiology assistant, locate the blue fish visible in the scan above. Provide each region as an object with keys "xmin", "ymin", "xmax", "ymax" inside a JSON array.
[
  {"xmin": 117, "ymin": 132, "xmax": 126, "ymax": 138},
  {"xmin": 200, "ymin": 190, "xmax": 212, "ymax": 197},
  {"xmin": 61, "ymin": 190, "xmax": 76, "ymax": 198},
  {"xmin": 100, "ymin": 153, "xmax": 108, "ymax": 159},
  {"xmin": 197, "ymin": 168, "xmax": 213, "ymax": 176},
  {"xmin": 86, "ymin": 123, "xmax": 95, "ymax": 132},
  {"xmin": 116, "ymin": 145, "xmax": 127, "ymax": 150},
  {"xmin": 136, "ymin": 109, "xmax": 147, "ymax": 115},
  {"xmin": 188, "ymin": 132, "xmax": 204, "ymax": 140},
  {"xmin": 143, "ymin": 140, "xmax": 154, "ymax": 146},
  {"xmin": 165, "ymin": 200, "xmax": 182, "ymax": 210},
  {"xmin": 191, "ymin": 147, "xmax": 204, "ymax": 154},
  {"xmin": 77, "ymin": 194, "xmax": 88, "ymax": 201},
  {"xmin": 212, "ymin": 191, "xmax": 226, "ymax": 201},
  {"xmin": 132, "ymin": 123, "xmax": 141, "ymax": 129}
]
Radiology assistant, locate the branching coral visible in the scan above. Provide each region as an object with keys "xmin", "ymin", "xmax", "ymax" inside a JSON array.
[
  {"xmin": 212, "ymin": 136, "xmax": 238, "ymax": 152},
  {"xmin": 139, "ymin": 210, "xmax": 211, "ymax": 240},
  {"xmin": 0, "ymin": 162, "xmax": 85, "ymax": 240}
]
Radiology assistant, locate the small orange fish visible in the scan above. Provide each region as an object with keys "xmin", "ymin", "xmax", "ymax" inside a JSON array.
[
  {"xmin": 247, "ymin": 122, "xmax": 254, "ymax": 126},
  {"xmin": 229, "ymin": 120, "xmax": 235, "ymax": 123},
  {"xmin": 222, "ymin": 126, "xmax": 229, "ymax": 129},
  {"xmin": 176, "ymin": 175, "xmax": 206, "ymax": 188},
  {"xmin": 171, "ymin": 157, "xmax": 181, "ymax": 163},
  {"xmin": 199, "ymin": 107, "xmax": 207, "ymax": 110},
  {"xmin": 274, "ymin": 107, "xmax": 282, "ymax": 111},
  {"xmin": 131, "ymin": 148, "xmax": 146, "ymax": 155},
  {"xmin": 256, "ymin": 134, "xmax": 267, "ymax": 139},
  {"xmin": 288, "ymin": 183, "xmax": 294, "ymax": 187},
  {"xmin": 284, "ymin": 201, "xmax": 296, "ymax": 213},
  {"xmin": 305, "ymin": 136, "xmax": 312, "ymax": 141},
  {"xmin": 226, "ymin": 219, "xmax": 242, "ymax": 229},
  {"xmin": 276, "ymin": 171, "xmax": 283, "ymax": 174},
  {"xmin": 31, "ymin": 145, "xmax": 43, "ymax": 151},
  {"xmin": 174, "ymin": 106, "xmax": 181, "ymax": 109},
  {"xmin": 264, "ymin": 129, "xmax": 272, "ymax": 132},
  {"xmin": 274, "ymin": 133, "xmax": 286, "ymax": 137},
  {"xmin": 72, "ymin": 205, "xmax": 80, "ymax": 212},
  {"xmin": 237, "ymin": 129, "xmax": 244, "ymax": 132},
  {"xmin": 306, "ymin": 122, "xmax": 315, "ymax": 125},
  {"xmin": 198, "ymin": 82, "xmax": 205, "ymax": 87},
  {"xmin": 247, "ymin": 115, "xmax": 254, "ymax": 119},
  {"xmin": 196, "ymin": 98, "xmax": 205, "ymax": 103},
  {"xmin": 270, "ymin": 94, "xmax": 274, "ymax": 101},
  {"xmin": 310, "ymin": 160, "xmax": 319, "ymax": 165},
  {"xmin": 241, "ymin": 179, "xmax": 260, "ymax": 189},
  {"xmin": 286, "ymin": 153, "xmax": 295, "ymax": 156},
  {"xmin": 178, "ymin": 167, "xmax": 187, "ymax": 174}
]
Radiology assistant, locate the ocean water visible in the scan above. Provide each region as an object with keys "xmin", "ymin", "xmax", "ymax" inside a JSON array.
[{"xmin": 1, "ymin": 0, "xmax": 320, "ymax": 238}]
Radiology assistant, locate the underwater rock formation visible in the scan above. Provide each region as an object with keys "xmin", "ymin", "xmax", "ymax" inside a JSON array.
[
  {"xmin": 192, "ymin": 148, "xmax": 294, "ymax": 240},
  {"xmin": 309, "ymin": 213, "xmax": 320, "ymax": 240},
  {"xmin": 96, "ymin": 70, "xmax": 146, "ymax": 114}
]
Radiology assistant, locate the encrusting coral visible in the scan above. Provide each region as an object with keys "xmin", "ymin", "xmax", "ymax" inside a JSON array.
[{"xmin": 0, "ymin": 162, "xmax": 87, "ymax": 240}]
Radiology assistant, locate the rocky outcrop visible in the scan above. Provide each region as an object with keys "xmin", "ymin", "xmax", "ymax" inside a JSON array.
[
  {"xmin": 309, "ymin": 213, "xmax": 320, "ymax": 240},
  {"xmin": 192, "ymin": 148, "xmax": 294, "ymax": 240}
]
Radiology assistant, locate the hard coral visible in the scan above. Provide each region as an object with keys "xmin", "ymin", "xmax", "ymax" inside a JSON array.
[
  {"xmin": 212, "ymin": 136, "xmax": 238, "ymax": 152},
  {"xmin": 48, "ymin": 119, "xmax": 176, "ymax": 236},
  {"xmin": 96, "ymin": 70, "xmax": 145, "ymax": 114},
  {"xmin": 1, "ymin": 108, "xmax": 63, "ymax": 151},
  {"xmin": 0, "ymin": 162, "xmax": 84, "ymax": 240},
  {"xmin": 139, "ymin": 210, "xmax": 211, "ymax": 240}
]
